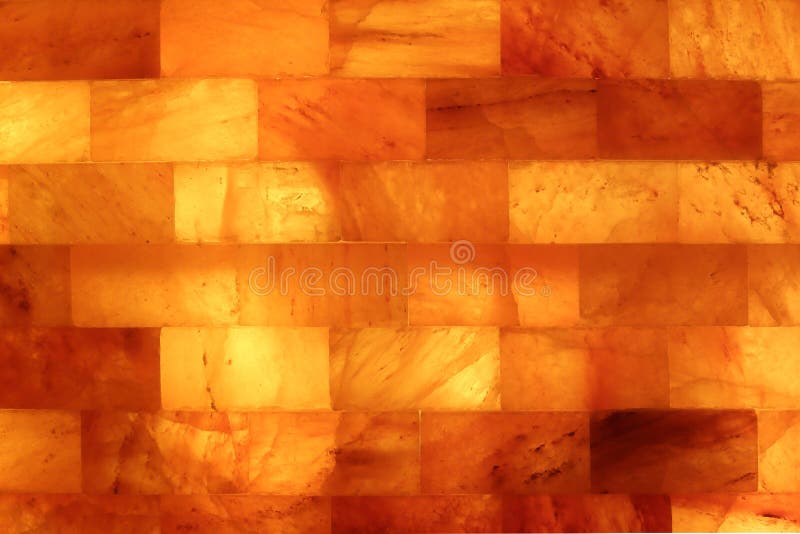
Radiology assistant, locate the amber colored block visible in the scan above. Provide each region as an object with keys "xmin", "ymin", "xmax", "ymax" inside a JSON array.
[
  {"xmin": 591, "ymin": 410, "xmax": 757, "ymax": 493},
  {"xmin": 759, "ymin": 411, "xmax": 800, "ymax": 492},
  {"xmin": 82, "ymin": 411, "xmax": 250, "ymax": 495},
  {"xmin": 174, "ymin": 162, "xmax": 340, "ymax": 243},
  {"xmin": 503, "ymin": 495, "xmax": 672, "ymax": 533},
  {"xmin": 579, "ymin": 245, "xmax": 748, "ymax": 326},
  {"xmin": 340, "ymin": 161, "xmax": 508, "ymax": 242},
  {"xmin": 598, "ymin": 80, "xmax": 762, "ymax": 159},
  {"xmin": 426, "ymin": 78, "xmax": 597, "ymax": 159},
  {"xmin": 749, "ymin": 245, "xmax": 800, "ymax": 326},
  {"xmin": 501, "ymin": 328, "xmax": 669, "ymax": 410},
  {"xmin": 0, "ymin": 82, "xmax": 89, "ymax": 163},
  {"xmin": 669, "ymin": 0, "xmax": 800, "ymax": 80},
  {"xmin": 161, "ymin": 327, "xmax": 330, "ymax": 411},
  {"xmin": 421, "ymin": 412, "xmax": 590, "ymax": 494},
  {"xmin": 501, "ymin": 0, "xmax": 667, "ymax": 78},
  {"xmin": 0, "ymin": 410, "xmax": 80, "ymax": 493},
  {"xmin": 669, "ymin": 327, "xmax": 800, "ymax": 409},
  {"xmin": 510, "ymin": 161, "xmax": 678, "ymax": 243},
  {"xmin": 0, "ymin": 246, "xmax": 70, "ymax": 326},
  {"xmin": 249, "ymin": 412, "xmax": 419, "ymax": 495},
  {"xmin": 764, "ymin": 83, "xmax": 800, "ymax": 161},
  {"xmin": 0, "ymin": 0, "xmax": 158, "ymax": 80},
  {"xmin": 91, "ymin": 79, "xmax": 257, "ymax": 162},
  {"xmin": 161, "ymin": 495, "xmax": 330, "ymax": 534},
  {"xmin": 258, "ymin": 79, "xmax": 425, "ymax": 161},
  {"xmin": 71, "ymin": 245, "xmax": 238, "ymax": 327},
  {"xmin": 330, "ymin": 327, "xmax": 499, "ymax": 410},
  {"xmin": 5, "ymin": 163, "xmax": 173, "ymax": 244},
  {"xmin": 161, "ymin": 0, "xmax": 328, "ymax": 77},
  {"xmin": 0, "ymin": 328, "xmax": 159, "ymax": 410},
  {"xmin": 332, "ymin": 495, "xmax": 503, "ymax": 533},
  {"xmin": 0, "ymin": 178, "xmax": 7, "ymax": 244},
  {"xmin": 237, "ymin": 244, "xmax": 407, "ymax": 327},
  {"xmin": 329, "ymin": 0, "xmax": 499, "ymax": 77},
  {"xmin": 672, "ymin": 494, "xmax": 800, "ymax": 532}
]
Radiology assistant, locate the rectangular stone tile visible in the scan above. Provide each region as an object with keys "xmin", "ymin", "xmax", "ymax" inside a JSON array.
[
  {"xmin": 0, "ymin": 0, "xmax": 159, "ymax": 80},
  {"xmin": 0, "ymin": 328, "xmax": 159, "ymax": 410},
  {"xmin": 71, "ymin": 245, "xmax": 238, "ymax": 327},
  {"xmin": 590, "ymin": 410, "xmax": 757, "ymax": 493},
  {"xmin": 510, "ymin": 161, "xmax": 678, "ymax": 243},
  {"xmin": 672, "ymin": 494, "xmax": 800, "ymax": 532},
  {"xmin": 0, "ymin": 177, "xmax": 7, "ymax": 244},
  {"xmin": 91, "ymin": 79, "xmax": 257, "ymax": 162},
  {"xmin": 501, "ymin": 328, "xmax": 669, "ymax": 410},
  {"xmin": 4, "ymin": 163, "xmax": 173, "ymax": 244},
  {"xmin": 174, "ymin": 162, "xmax": 340, "ymax": 243},
  {"xmin": 82, "ymin": 411, "xmax": 250, "ymax": 494},
  {"xmin": 0, "ymin": 82, "xmax": 89, "ymax": 163},
  {"xmin": 764, "ymin": 83, "xmax": 800, "ymax": 162},
  {"xmin": 669, "ymin": 327, "xmax": 800, "ymax": 409},
  {"xmin": 426, "ymin": 79, "xmax": 597, "ymax": 159},
  {"xmin": 502, "ymin": 0, "xmax": 668, "ymax": 77},
  {"xmin": 332, "ymin": 496, "xmax": 502, "ymax": 533},
  {"xmin": 598, "ymin": 80, "xmax": 762, "ymax": 159},
  {"xmin": 421, "ymin": 412, "xmax": 590, "ymax": 494},
  {"xmin": 503, "ymin": 495, "xmax": 672, "ymax": 533},
  {"xmin": 748, "ymin": 245, "xmax": 800, "ymax": 326},
  {"xmin": 1, "ymin": 246, "xmax": 70, "ymax": 326},
  {"xmin": 679, "ymin": 162, "xmax": 800, "ymax": 243},
  {"xmin": 340, "ymin": 161, "xmax": 508, "ymax": 241},
  {"xmin": 161, "ymin": 495, "xmax": 330, "ymax": 534},
  {"xmin": 0, "ymin": 410, "xmax": 80, "ymax": 493},
  {"xmin": 161, "ymin": 0, "xmax": 328, "ymax": 77},
  {"xmin": 330, "ymin": 0, "xmax": 499, "ymax": 77},
  {"xmin": 759, "ymin": 411, "xmax": 800, "ymax": 493},
  {"xmin": 670, "ymin": 0, "xmax": 800, "ymax": 80},
  {"xmin": 331, "ymin": 327, "xmax": 499, "ymax": 410},
  {"xmin": 249, "ymin": 412, "xmax": 419, "ymax": 495},
  {"xmin": 0, "ymin": 495, "xmax": 160, "ymax": 534},
  {"xmin": 258, "ymin": 79, "xmax": 425, "ymax": 160},
  {"xmin": 579, "ymin": 245, "xmax": 748, "ymax": 326},
  {"xmin": 161, "ymin": 327, "xmax": 330, "ymax": 410}
]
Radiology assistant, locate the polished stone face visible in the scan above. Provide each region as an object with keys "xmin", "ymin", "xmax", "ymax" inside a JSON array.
[{"xmin": 2, "ymin": 0, "xmax": 800, "ymax": 532}]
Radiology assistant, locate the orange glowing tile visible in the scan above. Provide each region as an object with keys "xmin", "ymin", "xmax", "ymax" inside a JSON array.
[
  {"xmin": 0, "ymin": 246, "xmax": 70, "ymax": 326},
  {"xmin": 669, "ymin": 327, "xmax": 800, "ymax": 409},
  {"xmin": 426, "ymin": 78, "xmax": 597, "ymax": 159},
  {"xmin": 764, "ymin": 83, "xmax": 800, "ymax": 161},
  {"xmin": 759, "ymin": 411, "xmax": 800, "ymax": 492},
  {"xmin": 421, "ymin": 412, "xmax": 589, "ymax": 494},
  {"xmin": 4, "ymin": 164, "xmax": 173, "ymax": 244},
  {"xmin": 591, "ymin": 410, "xmax": 757, "ymax": 493},
  {"xmin": 340, "ymin": 161, "xmax": 508, "ymax": 242},
  {"xmin": 332, "ymin": 496, "xmax": 503, "ymax": 533},
  {"xmin": 748, "ymin": 245, "xmax": 800, "ymax": 326},
  {"xmin": 161, "ymin": 0, "xmax": 328, "ymax": 77},
  {"xmin": 0, "ymin": 328, "xmax": 159, "ymax": 410},
  {"xmin": 0, "ymin": 410, "xmax": 80, "ymax": 493},
  {"xmin": 510, "ymin": 245, "xmax": 580, "ymax": 327},
  {"xmin": 598, "ymin": 80, "xmax": 762, "ymax": 159},
  {"xmin": 0, "ymin": 0, "xmax": 159, "ymax": 80},
  {"xmin": 579, "ymin": 245, "xmax": 748, "ymax": 326},
  {"xmin": 501, "ymin": 328, "xmax": 669, "ymax": 410},
  {"xmin": 330, "ymin": 327, "xmax": 499, "ymax": 410},
  {"xmin": 510, "ymin": 161, "xmax": 678, "ymax": 243},
  {"xmin": 160, "ymin": 327, "xmax": 330, "ymax": 410},
  {"xmin": 0, "ymin": 82, "xmax": 89, "ymax": 164},
  {"xmin": 329, "ymin": 0, "xmax": 500, "ymax": 77},
  {"xmin": 248, "ymin": 412, "xmax": 419, "ymax": 495},
  {"xmin": 0, "ymin": 178, "xmax": 7, "ymax": 244},
  {"xmin": 161, "ymin": 495, "xmax": 330, "ymax": 534},
  {"xmin": 91, "ymin": 79, "xmax": 257, "ymax": 162},
  {"xmin": 71, "ymin": 245, "xmax": 238, "ymax": 327},
  {"xmin": 672, "ymin": 494, "xmax": 800, "ymax": 532},
  {"xmin": 82, "ymin": 411, "xmax": 250, "ymax": 494},
  {"xmin": 258, "ymin": 79, "xmax": 425, "ymax": 161},
  {"xmin": 669, "ymin": 0, "xmax": 800, "ymax": 79}
]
